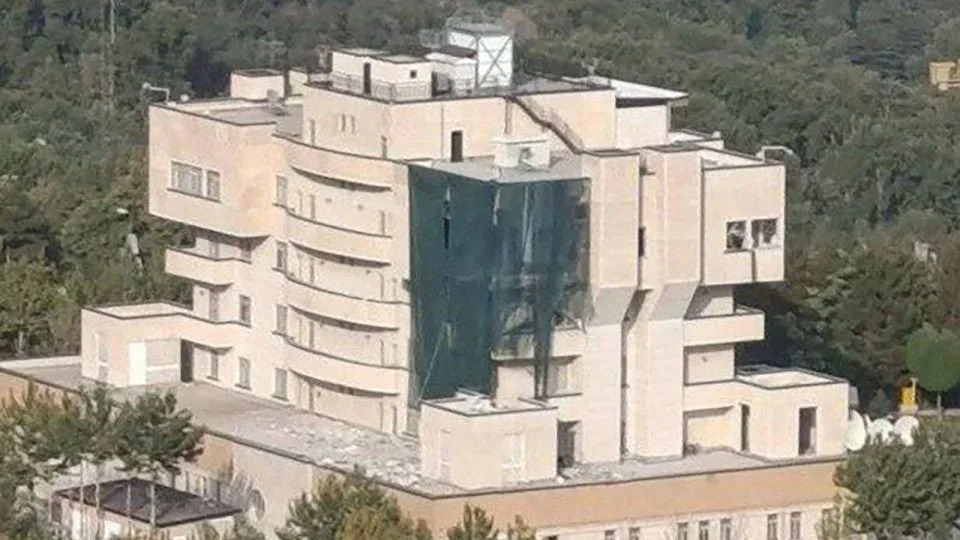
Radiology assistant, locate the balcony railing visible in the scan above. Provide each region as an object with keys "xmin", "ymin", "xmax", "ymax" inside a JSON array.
[
  {"xmin": 330, "ymin": 72, "xmax": 432, "ymax": 103},
  {"xmin": 683, "ymin": 305, "xmax": 764, "ymax": 347}
]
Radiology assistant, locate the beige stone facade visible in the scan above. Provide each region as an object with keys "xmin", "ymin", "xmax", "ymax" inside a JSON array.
[{"xmin": 64, "ymin": 22, "xmax": 850, "ymax": 539}]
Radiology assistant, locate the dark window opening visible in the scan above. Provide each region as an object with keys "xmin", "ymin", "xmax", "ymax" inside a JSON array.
[
  {"xmin": 179, "ymin": 341, "xmax": 194, "ymax": 383},
  {"xmin": 557, "ymin": 421, "xmax": 579, "ymax": 471},
  {"xmin": 638, "ymin": 227, "xmax": 646, "ymax": 257},
  {"xmin": 409, "ymin": 69, "xmax": 418, "ymax": 79},
  {"xmin": 451, "ymin": 130, "xmax": 463, "ymax": 162},
  {"xmin": 362, "ymin": 62, "xmax": 372, "ymax": 95},
  {"xmin": 799, "ymin": 407, "xmax": 817, "ymax": 455},
  {"xmin": 740, "ymin": 404, "xmax": 751, "ymax": 452}
]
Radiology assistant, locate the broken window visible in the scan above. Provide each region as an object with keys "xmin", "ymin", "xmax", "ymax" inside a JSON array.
[
  {"xmin": 752, "ymin": 218, "xmax": 779, "ymax": 247},
  {"xmin": 726, "ymin": 220, "xmax": 746, "ymax": 250}
]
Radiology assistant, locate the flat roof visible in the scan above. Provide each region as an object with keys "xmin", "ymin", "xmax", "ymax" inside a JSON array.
[
  {"xmin": 234, "ymin": 68, "xmax": 282, "ymax": 78},
  {"xmin": 3, "ymin": 358, "xmax": 844, "ymax": 498},
  {"xmin": 158, "ymin": 99, "xmax": 303, "ymax": 136},
  {"xmin": 448, "ymin": 22, "xmax": 510, "ymax": 36},
  {"xmin": 381, "ymin": 54, "xmax": 426, "ymax": 64},
  {"xmin": 418, "ymin": 153, "xmax": 585, "ymax": 183},
  {"xmin": 572, "ymin": 76, "xmax": 688, "ymax": 102},
  {"xmin": 337, "ymin": 47, "xmax": 387, "ymax": 57},
  {"xmin": 55, "ymin": 478, "xmax": 239, "ymax": 528}
]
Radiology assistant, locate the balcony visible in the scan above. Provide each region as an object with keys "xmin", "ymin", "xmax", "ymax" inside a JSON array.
[
  {"xmin": 280, "ymin": 135, "xmax": 397, "ymax": 189},
  {"xmin": 285, "ymin": 276, "xmax": 398, "ymax": 330},
  {"xmin": 165, "ymin": 247, "xmax": 249, "ymax": 286},
  {"xmin": 284, "ymin": 339, "xmax": 402, "ymax": 395},
  {"xmin": 285, "ymin": 211, "xmax": 392, "ymax": 264},
  {"xmin": 683, "ymin": 306, "xmax": 764, "ymax": 347},
  {"xmin": 301, "ymin": 322, "xmax": 398, "ymax": 367}
]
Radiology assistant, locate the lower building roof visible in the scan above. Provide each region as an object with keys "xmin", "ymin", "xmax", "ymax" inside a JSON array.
[
  {"xmin": 3, "ymin": 358, "xmax": 843, "ymax": 498},
  {"xmin": 54, "ymin": 477, "xmax": 240, "ymax": 528}
]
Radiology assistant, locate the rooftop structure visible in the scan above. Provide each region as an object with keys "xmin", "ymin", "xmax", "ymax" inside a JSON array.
[
  {"xmin": 11, "ymin": 20, "xmax": 852, "ymax": 540},
  {"xmin": 52, "ymin": 477, "xmax": 239, "ymax": 538}
]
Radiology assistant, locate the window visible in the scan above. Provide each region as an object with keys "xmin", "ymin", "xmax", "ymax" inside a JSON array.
[
  {"xmin": 604, "ymin": 530, "xmax": 616, "ymax": 540},
  {"xmin": 628, "ymin": 527, "xmax": 640, "ymax": 540},
  {"xmin": 276, "ymin": 242, "xmax": 288, "ymax": 271},
  {"xmin": 239, "ymin": 240, "xmax": 252, "ymax": 262},
  {"xmin": 799, "ymin": 407, "xmax": 817, "ymax": 455},
  {"xmin": 308, "ymin": 319, "xmax": 316, "ymax": 349},
  {"xmin": 276, "ymin": 305, "xmax": 287, "ymax": 334},
  {"xmin": 338, "ymin": 114, "xmax": 347, "ymax": 132},
  {"xmin": 547, "ymin": 359, "xmax": 578, "ymax": 395},
  {"xmin": 699, "ymin": 520, "xmax": 710, "ymax": 540},
  {"xmin": 638, "ymin": 227, "xmax": 645, "ymax": 257},
  {"xmin": 208, "ymin": 290, "xmax": 220, "ymax": 321},
  {"xmin": 752, "ymin": 218, "xmax": 778, "ymax": 248},
  {"xmin": 309, "ymin": 256, "xmax": 317, "ymax": 284},
  {"xmin": 720, "ymin": 519, "xmax": 731, "ymax": 540},
  {"xmin": 171, "ymin": 161, "xmax": 202, "ymax": 195},
  {"xmin": 309, "ymin": 194, "xmax": 317, "ymax": 220},
  {"xmin": 237, "ymin": 357, "xmax": 251, "ymax": 389},
  {"xmin": 789, "ymin": 512, "xmax": 801, "ymax": 540},
  {"xmin": 678, "ymin": 522, "xmax": 689, "ymax": 540},
  {"xmin": 726, "ymin": 220, "xmax": 747, "ymax": 250},
  {"xmin": 207, "ymin": 236, "xmax": 220, "ymax": 259},
  {"xmin": 349, "ymin": 115, "xmax": 356, "ymax": 134},
  {"xmin": 205, "ymin": 170, "xmax": 221, "ymax": 200},
  {"xmin": 296, "ymin": 190, "xmax": 304, "ymax": 216},
  {"xmin": 409, "ymin": 69, "xmax": 418, "ymax": 79},
  {"xmin": 309, "ymin": 119, "xmax": 316, "ymax": 145},
  {"xmin": 502, "ymin": 433, "xmax": 525, "ymax": 483},
  {"xmin": 275, "ymin": 175, "xmax": 288, "ymax": 206},
  {"xmin": 274, "ymin": 368, "xmax": 288, "ymax": 400},
  {"xmin": 208, "ymin": 352, "xmax": 219, "ymax": 380},
  {"xmin": 766, "ymin": 514, "xmax": 779, "ymax": 540},
  {"xmin": 239, "ymin": 295, "xmax": 251, "ymax": 326}
]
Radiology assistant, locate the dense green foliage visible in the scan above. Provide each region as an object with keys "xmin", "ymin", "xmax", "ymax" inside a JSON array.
[
  {"xmin": 835, "ymin": 420, "xmax": 960, "ymax": 539},
  {"xmin": 276, "ymin": 472, "xmax": 431, "ymax": 540},
  {"xmin": 5, "ymin": 0, "xmax": 960, "ymax": 400},
  {"xmin": 0, "ymin": 385, "xmax": 203, "ymax": 539},
  {"xmin": 905, "ymin": 324, "xmax": 960, "ymax": 411}
]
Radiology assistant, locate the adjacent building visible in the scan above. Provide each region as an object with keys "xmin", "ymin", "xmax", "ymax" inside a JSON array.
[{"xmin": 3, "ymin": 20, "xmax": 851, "ymax": 540}]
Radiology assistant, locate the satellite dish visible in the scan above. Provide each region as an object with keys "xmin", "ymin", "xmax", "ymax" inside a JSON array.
[
  {"xmin": 845, "ymin": 411, "xmax": 867, "ymax": 451},
  {"xmin": 867, "ymin": 418, "xmax": 894, "ymax": 443},
  {"xmin": 893, "ymin": 416, "xmax": 920, "ymax": 446}
]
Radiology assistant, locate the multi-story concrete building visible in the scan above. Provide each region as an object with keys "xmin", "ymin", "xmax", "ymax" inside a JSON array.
[{"xmin": 3, "ymin": 21, "xmax": 851, "ymax": 540}]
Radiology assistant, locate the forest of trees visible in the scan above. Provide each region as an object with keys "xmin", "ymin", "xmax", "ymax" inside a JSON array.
[{"xmin": 4, "ymin": 0, "xmax": 960, "ymax": 406}]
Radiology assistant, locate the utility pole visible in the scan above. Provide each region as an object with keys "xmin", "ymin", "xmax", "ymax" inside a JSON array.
[{"xmin": 108, "ymin": 0, "xmax": 116, "ymax": 111}]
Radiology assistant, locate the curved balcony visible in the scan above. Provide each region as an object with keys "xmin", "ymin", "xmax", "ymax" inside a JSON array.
[
  {"xmin": 165, "ymin": 248, "xmax": 249, "ymax": 286},
  {"xmin": 285, "ymin": 211, "xmax": 392, "ymax": 264},
  {"xmin": 286, "ymin": 276, "xmax": 398, "ymax": 330},
  {"xmin": 284, "ymin": 339, "xmax": 402, "ymax": 395},
  {"xmin": 279, "ymin": 135, "xmax": 397, "ymax": 190},
  {"xmin": 305, "ymin": 319, "xmax": 398, "ymax": 366}
]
